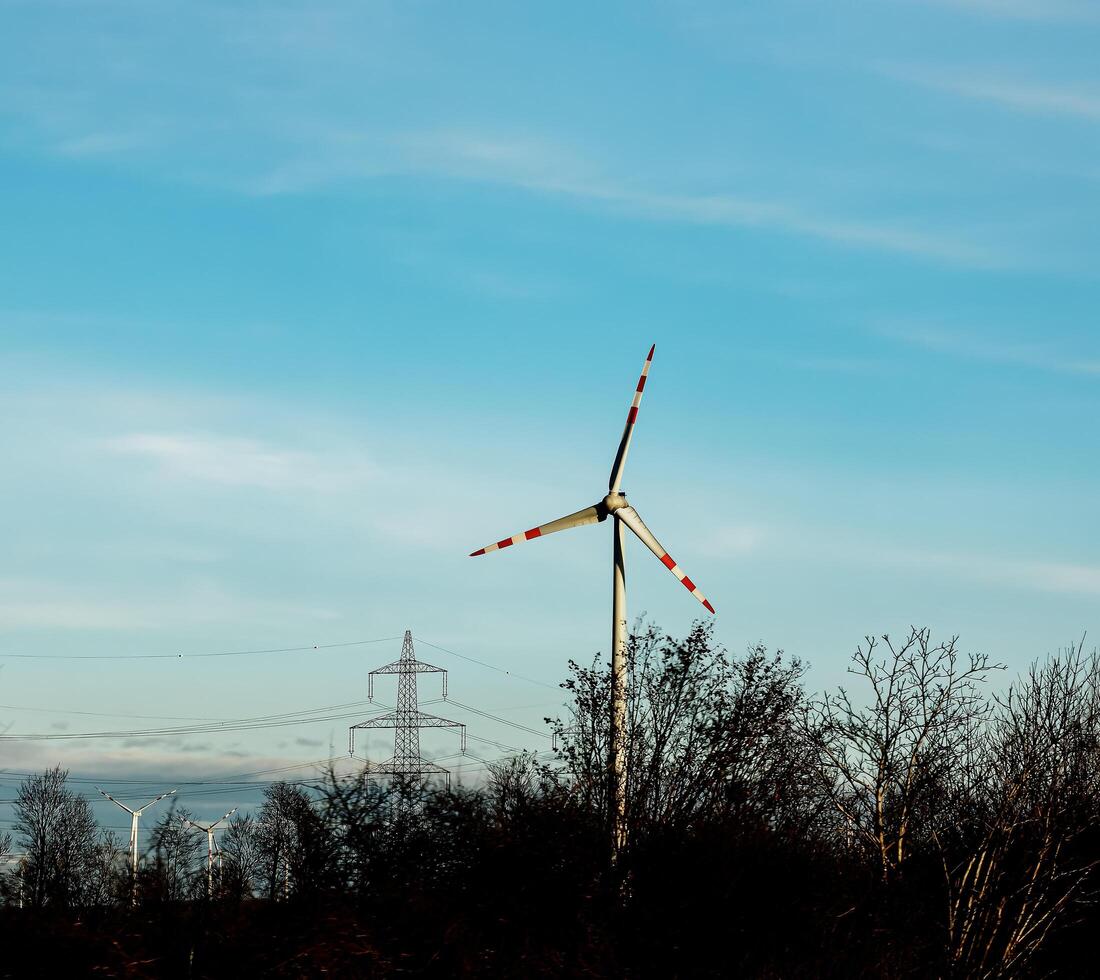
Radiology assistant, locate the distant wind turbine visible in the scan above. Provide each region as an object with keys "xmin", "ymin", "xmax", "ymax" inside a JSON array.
[
  {"xmin": 96, "ymin": 787, "xmax": 176, "ymax": 904},
  {"xmin": 469, "ymin": 345, "xmax": 715, "ymax": 861},
  {"xmin": 181, "ymin": 808, "xmax": 237, "ymax": 898}
]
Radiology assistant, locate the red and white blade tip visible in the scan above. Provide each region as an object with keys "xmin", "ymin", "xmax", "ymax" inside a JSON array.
[
  {"xmin": 657, "ymin": 550, "xmax": 716, "ymax": 614},
  {"xmin": 470, "ymin": 505, "xmax": 604, "ymax": 557},
  {"xmin": 470, "ymin": 526, "xmax": 542, "ymax": 557}
]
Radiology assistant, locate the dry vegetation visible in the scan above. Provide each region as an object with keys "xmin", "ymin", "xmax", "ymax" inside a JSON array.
[{"xmin": 0, "ymin": 624, "xmax": 1096, "ymax": 978}]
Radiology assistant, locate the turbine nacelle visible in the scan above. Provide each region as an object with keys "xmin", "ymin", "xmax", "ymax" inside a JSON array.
[{"xmin": 603, "ymin": 492, "xmax": 628, "ymax": 514}]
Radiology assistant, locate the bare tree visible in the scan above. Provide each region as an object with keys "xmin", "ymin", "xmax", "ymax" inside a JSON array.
[
  {"xmin": 82, "ymin": 831, "xmax": 127, "ymax": 907},
  {"xmin": 150, "ymin": 806, "xmax": 203, "ymax": 901},
  {"xmin": 220, "ymin": 813, "xmax": 263, "ymax": 898},
  {"xmin": 943, "ymin": 643, "xmax": 1100, "ymax": 977},
  {"xmin": 256, "ymin": 784, "xmax": 299, "ymax": 900},
  {"xmin": 255, "ymin": 783, "xmax": 337, "ymax": 899},
  {"xmin": 14, "ymin": 766, "xmax": 100, "ymax": 909},
  {"xmin": 807, "ymin": 628, "xmax": 1001, "ymax": 882},
  {"xmin": 552, "ymin": 621, "xmax": 818, "ymax": 841},
  {"xmin": 487, "ymin": 752, "xmax": 553, "ymax": 823}
]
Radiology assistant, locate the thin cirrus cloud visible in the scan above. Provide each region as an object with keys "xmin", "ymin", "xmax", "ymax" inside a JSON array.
[
  {"xmin": 693, "ymin": 524, "xmax": 767, "ymax": 559},
  {"xmin": 902, "ymin": 550, "xmax": 1100, "ymax": 597},
  {"xmin": 101, "ymin": 432, "xmax": 374, "ymax": 493},
  {"xmin": 0, "ymin": 5, "xmax": 1013, "ymax": 272},
  {"xmin": 922, "ymin": 0, "xmax": 1100, "ymax": 21},
  {"xmin": 0, "ymin": 578, "xmax": 341, "ymax": 632},
  {"xmin": 469, "ymin": 134, "xmax": 1006, "ymax": 268},
  {"xmin": 884, "ymin": 65, "xmax": 1100, "ymax": 122},
  {"xmin": 0, "ymin": 741, "xmax": 307, "ymax": 785},
  {"xmin": 252, "ymin": 128, "xmax": 1006, "ymax": 268},
  {"xmin": 820, "ymin": 537, "xmax": 1100, "ymax": 598},
  {"xmin": 874, "ymin": 322, "xmax": 1100, "ymax": 376},
  {"xmin": 40, "ymin": 111, "xmax": 1004, "ymax": 268}
]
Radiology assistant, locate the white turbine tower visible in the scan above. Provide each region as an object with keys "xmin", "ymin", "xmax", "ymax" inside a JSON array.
[
  {"xmin": 180, "ymin": 808, "xmax": 237, "ymax": 898},
  {"xmin": 96, "ymin": 787, "xmax": 176, "ymax": 904},
  {"xmin": 469, "ymin": 345, "xmax": 715, "ymax": 861}
]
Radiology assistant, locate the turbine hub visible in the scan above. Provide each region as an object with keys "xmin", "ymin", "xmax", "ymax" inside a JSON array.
[{"xmin": 604, "ymin": 492, "xmax": 628, "ymax": 513}]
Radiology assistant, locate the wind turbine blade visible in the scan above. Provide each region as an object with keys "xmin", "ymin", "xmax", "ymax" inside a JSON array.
[
  {"xmin": 608, "ymin": 344, "xmax": 655, "ymax": 493},
  {"xmin": 616, "ymin": 505, "xmax": 715, "ymax": 614},
  {"xmin": 470, "ymin": 503, "xmax": 606, "ymax": 556},
  {"xmin": 215, "ymin": 808, "xmax": 238, "ymax": 827},
  {"xmin": 141, "ymin": 789, "xmax": 176, "ymax": 811},
  {"xmin": 97, "ymin": 788, "xmax": 135, "ymax": 815}
]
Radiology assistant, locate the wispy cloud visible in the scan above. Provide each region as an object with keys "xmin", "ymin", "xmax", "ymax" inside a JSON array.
[
  {"xmin": 892, "ymin": 550, "xmax": 1100, "ymax": 597},
  {"xmin": 102, "ymin": 432, "xmax": 374, "ymax": 493},
  {"xmin": 814, "ymin": 535, "xmax": 1100, "ymax": 598},
  {"xmin": 790, "ymin": 355, "xmax": 889, "ymax": 375},
  {"xmin": 694, "ymin": 524, "xmax": 767, "ymax": 559},
  {"xmin": 0, "ymin": 578, "xmax": 340, "ymax": 631},
  {"xmin": 875, "ymin": 321, "xmax": 1100, "ymax": 376},
  {"xmin": 252, "ymin": 128, "xmax": 1005, "ymax": 267},
  {"xmin": 0, "ymin": 741, "xmax": 343, "ymax": 788},
  {"xmin": 887, "ymin": 66, "xmax": 1100, "ymax": 122},
  {"xmin": 581, "ymin": 183, "xmax": 999, "ymax": 267},
  {"xmin": 0, "ymin": 2, "xmax": 1013, "ymax": 271},
  {"xmin": 921, "ymin": 0, "xmax": 1100, "ymax": 22},
  {"xmin": 55, "ymin": 130, "xmax": 148, "ymax": 158},
  {"xmin": 46, "ymin": 114, "xmax": 1001, "ymax": 267}
]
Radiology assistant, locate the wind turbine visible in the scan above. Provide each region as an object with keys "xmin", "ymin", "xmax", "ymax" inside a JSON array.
[
  {"xmin": 469, "ymin": 345, "xmax": 715, "ymax": 861},
  {"xmin": 96, "ymin": 787, "xmax": 176, "ymax": 905},
  {"xmin": 180, "ymin": 807, "xmax": 237, "ymax": 898}
]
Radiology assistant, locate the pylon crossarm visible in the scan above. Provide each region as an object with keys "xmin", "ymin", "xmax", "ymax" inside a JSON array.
[
  {"xmin": 368, "ymin": 758, "xmax": 451, "ymax": 776},
  {"xmin": 370, "ymin": 660, "xmax": 445, "ymax": 675},
  {"xmin": 351, "ymin": 709, "xmax": 463, "ymax": 730},
  {"xmin": 350, "ymin": 712, "xmax": 400, "ymax": 730},
  {"xmin": 370, "ymin": 659, "xmax": 446, "ymax": 701},
  {"xmin": 408, "ymin": 712, "xmax": 464, "ymax": 729}
]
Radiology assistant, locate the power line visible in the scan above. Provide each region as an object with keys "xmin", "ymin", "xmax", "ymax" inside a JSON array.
[
  {"xmin": 0, "ymin": 699, "xmax": 444, "ymax": 741},
  {"xmin": 444, "ymin": 697, "xmax": 553, "ymax": 740},
  {"xmin": 0, "ymin": 636, "xmax": 401, "ymax": 662},
  {"xmin": 0, "ymin": 703, "xmax": 240, "ymax": 723},
  {"xmin": 0, "ymin": 694, "xmax": 432, "ymax": 726},
  {"xmin": 414, "ymin": 637, "xmax": 561, "ymax": 691}
]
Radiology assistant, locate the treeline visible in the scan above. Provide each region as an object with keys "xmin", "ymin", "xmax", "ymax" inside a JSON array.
[{"xmin": 0, "ymin": 624, "xmax": 1097, "ymax": 978}]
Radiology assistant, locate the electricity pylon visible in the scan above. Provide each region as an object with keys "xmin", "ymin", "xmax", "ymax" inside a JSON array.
[
  {"xmin": 96, "ymin": 787, "xmax": 176, "ymax": 905},
  {"xmin": 180, "ymin": 808, "xmax": 237, "ymax": 898},
  {"xmin": 348, "ymin": 630, "xmax": 466, "ymax": 789}
]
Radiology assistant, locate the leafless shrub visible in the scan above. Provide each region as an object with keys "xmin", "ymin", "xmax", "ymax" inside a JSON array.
[
  {"xmin": 13, "ymin": 765, "xmax": 100, "ymax": 909},
  {"xmin": 552, "ymin": 621, "xmax": 818, "ymax": 841},
  {"xmin": 807, "ymin": 628, "xmax": 1001, "ymax": 882},
  {"xmin": 943, "ymin": 642, "xmax": 1100, "ymax": 978},
  {"xmin": 150, "ymin": 806, "xmax": 203, "ymax": 901}
]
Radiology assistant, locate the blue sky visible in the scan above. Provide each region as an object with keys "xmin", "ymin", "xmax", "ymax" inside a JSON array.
[{"xmin": 1, "ymin": 0, "xmax": 1098, "ymax": 832}]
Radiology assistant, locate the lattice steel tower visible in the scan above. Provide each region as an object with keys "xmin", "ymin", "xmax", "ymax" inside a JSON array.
[{"xmin": 348, "ymin": 630, "xmax": 466, "ymax": 787}]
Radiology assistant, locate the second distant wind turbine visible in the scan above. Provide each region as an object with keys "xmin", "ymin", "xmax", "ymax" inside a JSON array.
[
  {"xmin": 181, "ymin": 807, "xmax": 237, "ymax": 898},
  {"xmin": 97, "ymin": 786, "xmax": 176, "ymax": 904},
  {"xmin": 469, "ymin": 345, "xmax": 715, "ymax": 861}
]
